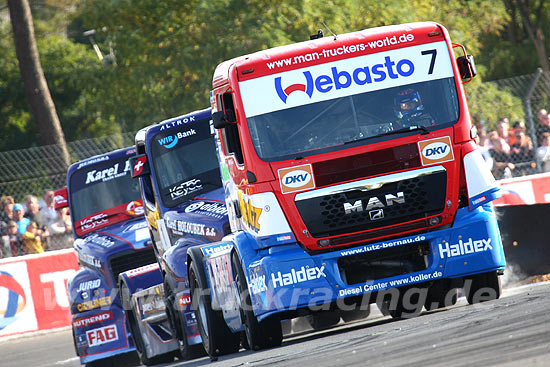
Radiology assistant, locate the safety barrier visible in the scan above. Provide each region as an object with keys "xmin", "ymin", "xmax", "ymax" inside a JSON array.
[{"xmin": 0, "ymin": 249, "xmax": 79, "ymax": 340}]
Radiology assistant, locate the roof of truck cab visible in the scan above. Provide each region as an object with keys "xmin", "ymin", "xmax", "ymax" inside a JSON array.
[{"xmin": 213, "ymin": 21, "xmax": 444, "ymax": 87}]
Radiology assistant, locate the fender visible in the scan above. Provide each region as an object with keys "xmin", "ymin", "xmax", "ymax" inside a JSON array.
[
  {"xmin": 69, "ymin": 267, "xmax": 113, "ymax": 314},
  {"xmin": 163, "ymin": 238, "xmax": 206, "ymax": 284},
  {"xmin": 119, "ymin": 263, "xmax": 163, "ymax": 296},
  {"xmin": 462, "ymin": 142, "xmax": 501, "ymax": 210}
]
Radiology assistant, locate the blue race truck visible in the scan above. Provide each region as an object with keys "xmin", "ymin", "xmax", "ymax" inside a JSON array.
[
  {"xmin": 64, "ymin": 147, "xmax": 176, "ymax": 366},
  {"xmin": 124, "ymin": 108, "xmax": 229, "ymax": 360}
]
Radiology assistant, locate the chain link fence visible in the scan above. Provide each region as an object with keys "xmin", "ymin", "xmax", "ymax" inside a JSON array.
[
  {"xmin": 0, "ymin": 132, "xmax": 136, "ymax": 258},
  {"xmin": 482, "ymin": 69, "xmax": 550, "ymax": 179}
]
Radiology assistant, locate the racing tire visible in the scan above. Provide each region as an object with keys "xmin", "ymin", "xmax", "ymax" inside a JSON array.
[
  {"xmin": 189, "ymin": 259, "xmax": 241, "ymax": 357},
  {"xmin": 307, "ymin": 310, "xmax": 341, "ymax": 330},
  {"xmin": 465, "ymin": 271, "xmax": 502, "ymax": 305},
  {"xmin": 121, "ymin": 285, "xmax": 175, "ymax": 366},
  {"xmin": 424, "ymin": 279, "xmax": 459, "ymax": 311},
  {"xmin": 163, "ymin": 281, "xmax": 206, "ymax": 360},
  {"xmin": 341, "ymin": 305, "xmax": 370, "ymax": 323},
  {"xmin": 378, "ymin": 285, "xmax": 426, "ymax": 319},
  {"xmin": 232, "ymin": 252, "xmax": 283, "ymax": 350}
]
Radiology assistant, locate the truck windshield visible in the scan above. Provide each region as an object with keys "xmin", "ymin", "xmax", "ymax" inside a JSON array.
[
  {"xmin": 247, "ymin": 77, "xmax": 459, "ymax": 162},
  {"xmin": 69, "ymin": 156, "xmax": 140, "ymax": 222},
  {"xmin": 150, "ymin": 119, "xmax": 222, "ymax": 208}
]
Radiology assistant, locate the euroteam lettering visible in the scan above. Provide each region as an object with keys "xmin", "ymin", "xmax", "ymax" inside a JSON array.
[{"xmin": 275, "ymin": 55, "xmax": 414, "ymax": 103}]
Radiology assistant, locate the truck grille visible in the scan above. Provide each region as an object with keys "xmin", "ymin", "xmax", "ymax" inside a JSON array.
[
  {"xmin": 295, "ymin": 166, "xmax": 446, "ymax": 238},
  {"xmin": 109, "ymin": 248, "xmax": 157, "ymax": 282}
]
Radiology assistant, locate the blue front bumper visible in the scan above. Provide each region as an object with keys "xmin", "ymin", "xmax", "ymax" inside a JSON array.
[{"xmin": 245, "ymin": 204, "xmax": 505, "ymax": 320}]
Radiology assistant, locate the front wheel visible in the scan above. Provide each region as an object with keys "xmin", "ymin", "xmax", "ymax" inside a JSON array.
[
  {"xmin": 189, "ymin": 260, "xmax": 240, "ymax": 357},
  {"xmin": 163, "ymin": 281, "xmax": 206, "ymax": 360},
  {"xmin": 232, "ymin": 252, "xmax": 282, "ymax": 350},
  {"xmin": 465, "ymin": 271, "xmax": 502, "ymax": 305}
]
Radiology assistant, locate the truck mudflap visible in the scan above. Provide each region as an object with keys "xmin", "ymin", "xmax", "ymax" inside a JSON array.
[
  {"xmin": 119, "ymin": 264, "xmax": 179, "ymax": 359},
  {"xmin": 202, "ymin": 203, "xmax": 505, "ymax": 322},
  {"xmin": 73, "ymin": 305, "xmax": 135, "ymax": 365}
]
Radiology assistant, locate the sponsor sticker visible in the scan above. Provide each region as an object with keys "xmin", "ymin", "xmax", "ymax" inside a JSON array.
[
  {"xmin": 201, "ymin": 243, "xmax": 232, "ymax": 256},
  {"xmin": 438, "ymin": 237, "xmax": 493, "ymax": 259},
  {"xmin": 126, "ymin": 200, "xmax": 144, "ymax": 216},
  {"xmin": 126, "ymin": 263, "xmax": 160, "ymax": 278},
  {"xmin": 76, "ymin": 296, "xmax": 112, "ymax": 312},
  {"xmin": 271, "ymin": 265, "xmax": 326, "ymax": 288},
  {"xmin": 179, "ymin": 295, "xmax": 191, "ymax": 307},
  {"xmin": 77, "ymin": 279, "xmax": 101, "ymax": 292},
  {"xmin": 418, "ymin": 136, "xmax": 454, "ymax": 166},
  {"xmin": 73, "ymin": 311, "xmax": 113, "ymax": 328},
  {"xmin": 278, "ymin": 164, "xmax": 316, "ymax": 194},
  {"xmin": 86, "ymin": 325, "xmax": 118, "ymax": 347}
]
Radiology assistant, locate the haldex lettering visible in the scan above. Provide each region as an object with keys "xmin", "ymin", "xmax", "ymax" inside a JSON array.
[
  {"xmin": 271, "ymin": 265, "xmax": 326, "ymax": 288},
  {"xmin": 344, "ymin": 192, "xmax": 405, "ymax": 214},
  {"xmin": 201, "ymin": 243, "xmax": 232, "ymax": 256},
  {"xmin": 438, "ymin": 238, "xmax": 493, "ymax": 258}
]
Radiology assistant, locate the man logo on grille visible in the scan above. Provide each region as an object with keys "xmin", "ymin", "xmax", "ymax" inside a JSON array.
[{"xmin": 369, "ymin": 209, "xmax": 384, "ymax": 220}]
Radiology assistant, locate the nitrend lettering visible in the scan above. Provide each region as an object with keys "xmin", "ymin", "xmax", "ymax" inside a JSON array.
[
  {"xmin": 271, "ymin": 265, "xmax": 326, "ymax": 288},
  {"xmin": 73, "ymin": 311, "xmax": 112, "ymax": 328},
  {"xmin": 439, "ymin": 238, "xmax": 492, "ymax": 258},
  {"xmin": 266, "ymin": 33, "xmax": 415, "ymax": 70},
  {"xmin": 159, "ymin": 115, "xmax": 196, "ymax": 131},
  {"xmin": 340, "ymin": 235, "xmax": 426, "ymax": 257}
]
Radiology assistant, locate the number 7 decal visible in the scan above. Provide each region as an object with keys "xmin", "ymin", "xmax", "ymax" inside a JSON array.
[{"xmin": 421, "ymin": 49, "xmax": 437, "ymax": 74}]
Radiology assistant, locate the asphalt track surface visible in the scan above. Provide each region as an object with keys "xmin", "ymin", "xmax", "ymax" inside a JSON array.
[{"xmin": 2, "ymin": 281, "xmax": 549, "ymax": 367}]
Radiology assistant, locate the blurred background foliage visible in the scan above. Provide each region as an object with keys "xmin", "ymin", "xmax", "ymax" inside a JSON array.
[{"xmin": 0, "ymin": 0, "xmax": 548, "ymax": 150}]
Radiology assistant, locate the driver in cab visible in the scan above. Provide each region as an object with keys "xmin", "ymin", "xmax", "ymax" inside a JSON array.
[{"xmin": 394, "ymin": 88, "xmax": 435, "ymax": 129}]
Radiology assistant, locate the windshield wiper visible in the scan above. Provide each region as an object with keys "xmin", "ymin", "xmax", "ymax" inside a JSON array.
[{"xmin": 344, "ymin": 125, "xmax": 430, "ymax": 146}]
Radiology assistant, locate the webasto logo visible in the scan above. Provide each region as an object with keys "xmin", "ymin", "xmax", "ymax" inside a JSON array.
[{"xmin": 274, "ymin": 55, "xmax": 415, "ymax": 103}]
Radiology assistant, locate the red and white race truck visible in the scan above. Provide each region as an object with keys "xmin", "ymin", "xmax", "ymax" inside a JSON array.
[{"xmin": 187, "ymin": 22, "xmax": 506, "ymax": 357}]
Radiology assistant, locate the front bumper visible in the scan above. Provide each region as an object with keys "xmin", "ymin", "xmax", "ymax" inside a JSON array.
[{"xmin": 245, "ymin": 204, "xmax": 505, "ymax": 320}]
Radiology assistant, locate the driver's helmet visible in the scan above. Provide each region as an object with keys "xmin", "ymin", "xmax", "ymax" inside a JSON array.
[{"xmin": 394, "ymin": 88, "xmax": 424, "ymax": 119}]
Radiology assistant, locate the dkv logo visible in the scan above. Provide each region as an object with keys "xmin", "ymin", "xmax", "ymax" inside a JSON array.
[
  {"xmin": 278, "ymin": 164, "xmax": 315, "ymax": 194},
  {"xmin": 418, "ymin": 136, "xmax": 454, "ymax": 166}
]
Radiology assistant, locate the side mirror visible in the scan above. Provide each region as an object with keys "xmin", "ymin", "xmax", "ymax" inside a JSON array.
[
  {"xmin": 130, "ymin": 154, "xmax": 150, "ymax": 178},
  {"xmin": 457, "ymin": 55, "xmax": 477, "ymax": 80},
  {"xmin": 212, "ymin": 109, "xmax": 236, "ymax": 129}
]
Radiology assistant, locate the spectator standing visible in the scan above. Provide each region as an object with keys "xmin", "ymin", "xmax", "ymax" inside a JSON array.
[
  {"xmin": 496, "ymin": 117, "xmax": 512, "ymax": 148},
  {"xmin": 40, "ymin": 190, "xmax": 58, "ymax": 229},
  {"xmin": 2, "ymin": 221, "xmax": 23, "ymax": 257},
  {"xmin": 22, "ymin": 222, "xmax": 44, "ymax": 254},
  {"xmin": 509, "ymin": 121, "xmax": 534, "ymax": 176},
  {"xmin": 13, "ymin": 204, "xmax": 31, "ymax": 235},
  {"xmin": 536, "ymin": 132, "xmax": 550, "ymax": 172},
  {"xmin": 24, "ymin": 194, "xmax": 49, "ymax": 243},
  {"xmin": 536, "ymin": 109, "xmax": 550, "ymax": 145},
  {"xmin": 488, "ymin": 131, "xmax": 515, "ymax": 179},
  {"xmin": 0, "ymin": 196, "xmax": 15, "ymax": 234},
  {"xmin": 48, "ymin": 207, "xmax": 73, "ymax": 249}
]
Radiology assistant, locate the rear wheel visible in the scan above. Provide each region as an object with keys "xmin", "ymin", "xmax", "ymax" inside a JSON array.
[
  {"xmin": 307, "ymin": 310, "xmax": 341, "ymax": 330},
  {"xmin": 189, "ymin": 260, "xmax": 240, "ymax": 357},
  {"xmin": 232, "ymin": 252, "xmax": 282, "ymax": 350},
  {"xmin": 465, "ymin": 271, "xmax": 502, "ymax": 304},
  {"xmin": 341, "ymin": 305, "xmax": 370, "ymax": 323}
]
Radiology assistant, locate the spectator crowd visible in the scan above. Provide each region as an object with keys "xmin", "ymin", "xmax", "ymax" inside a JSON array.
[
  {"xmin": 1, "ymin": 190, "xmax": 73, "ymax": 258},
  {"xmin": 476, "ymin": 108, "xmax": 550, "ymax": 179}
]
